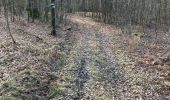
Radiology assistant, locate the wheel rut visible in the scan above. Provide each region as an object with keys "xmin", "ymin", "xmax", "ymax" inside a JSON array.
[
  {"xmin": 71, "ymin": 26, "xmax": 123, "ymax": 99},
  {"xmin": 55, "ymin": 16, "xmax": 161, "ymax": 100}
]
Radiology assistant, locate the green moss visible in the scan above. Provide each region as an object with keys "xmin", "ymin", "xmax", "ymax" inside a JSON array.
[
  {"xmin": 1, "ymin": 69, "xmax": 41, "ymax": 99},
  {"xmin": 0, "ymin": 96, "xmax": 21, "ymax": 100},
  {"xmin": 131, "ymin": 32, "xmax": 144, "ymax": 38},
  {"xmin": 90, "ymin": 55, "xmax": 104, "ymax": 81},
  {"xmin": 47, "ymin": 85, "xmax": 65, "ymax": 99},
  {"xmin": 57, "ymin": 51, "xmax": 67, "ymax": 67},
  {"xmin": 97, "ymin": 95, "xmax": 110, "ymax": 100},
  {"xmin": 23, "ymin": 45, "xmax": 41, "ymax": 56}
]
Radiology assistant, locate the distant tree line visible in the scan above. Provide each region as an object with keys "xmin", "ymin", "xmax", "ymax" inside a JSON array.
[
  {"xmin": 70, "ymin": 0, "xmax": 170, "ymax": 29},
  {"xmin": 0, "ymin": 0, "xmax": 170, "ymax": 29}
]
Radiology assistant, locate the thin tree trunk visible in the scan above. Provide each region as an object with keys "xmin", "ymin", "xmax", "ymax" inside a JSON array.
[
  {"xmin": 51, "ymin": 0, "xmax": 56, "ymax": 35},
  {"xmin": 2, "ymin": 0, "xmax": 16, "ymax": 44}
]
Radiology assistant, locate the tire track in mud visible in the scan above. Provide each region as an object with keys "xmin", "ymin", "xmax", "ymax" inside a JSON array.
[
  {"xmin": 60, "ymin": 25, "xmax": 110, "ymax": 99},
  {"xmin": 71, "ymin": 27, "xmax": 96, "ymax": 100},
  {"xmin": 60, "ymin": 22, "xmax": 124, "ymax": 99},
  {"xmin": 51, "ymin": 26, "xmax": 92, "ymax": 99},
  {"xmin": 83, "ymin": 27, "xmax": 125, "ymax": 99},
  {"xmin": 48, "ymin": 29, "xmax": 83, "ymax": 99},
  {"xmin": 71, "ymin": 27, "xmax": 124, "ymax": 100}
]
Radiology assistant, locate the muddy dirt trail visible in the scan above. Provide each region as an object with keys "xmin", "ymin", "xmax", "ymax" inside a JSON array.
[{"xmin": 53, "ymin": 16, "xmax": 163, "ymax": 100}]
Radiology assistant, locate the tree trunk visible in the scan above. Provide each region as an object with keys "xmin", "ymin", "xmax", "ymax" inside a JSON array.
[
  {"xmin": 51, "ymin": 0, "xmax": 56, "ymax": 35},
  {"xmin": 2, "ymin": 0, "xmax": 16, "ymax": 44}
]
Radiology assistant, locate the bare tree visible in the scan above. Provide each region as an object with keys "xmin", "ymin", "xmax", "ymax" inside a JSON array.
[
  {"xmin": 2, "ymin": 0, "xmax": 16, "ymax": 44},
  {"xmin": 51, "ymin": 0, "xmax": 56, "ymax": 35}
]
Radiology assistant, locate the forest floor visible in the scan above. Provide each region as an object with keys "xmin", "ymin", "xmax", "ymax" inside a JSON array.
[{"xmin": 0, "ymin": 14, "xmax": 170, "ymax": 100}]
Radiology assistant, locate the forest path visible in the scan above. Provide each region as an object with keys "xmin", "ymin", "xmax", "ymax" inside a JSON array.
[
  {"xmin": 60, "ymin": 15, "xmax": 161, "ymax": 100},
  {"xmin": 0, "ymin": 15, "xmax": 163, "ymax": 99}
]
